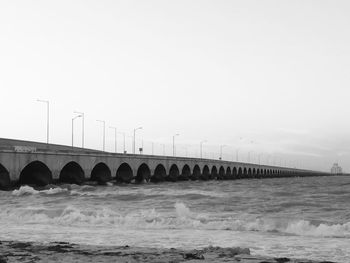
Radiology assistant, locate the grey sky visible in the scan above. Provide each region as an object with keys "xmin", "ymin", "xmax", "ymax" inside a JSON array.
[{"xmin": 0, "ymin": 1, "xmax": 349, "ymax": 172}]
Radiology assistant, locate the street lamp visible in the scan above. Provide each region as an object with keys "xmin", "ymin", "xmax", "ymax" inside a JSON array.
[
  {"xmin": 96, "ymin": 120, "xmax": 106, "ymax": 151},
  {"xmin": 173, "ymin": 133, "xmax": 180, "ymax": 157},
  {"xmin": 72, "ymin": 114, "xmax": 82, "ymax": 147},
  {"xmin": 220, "ymin": 145, "xmax": 226, "ymax": 160},
  {"xmin": 200, "ymin": 140, "xmax": 207, "ymax": 159},
  {"xmin": 37, "ymin": 99, "xmax": 49, "ymax": 144},
  {"xmin": 74, "ymin": 111, "xmax": 84, "ymax": 148},
  {"xmin": 109, "ymin": 126, "xmax": 117, "ymax": 153},
  {"xmin": 236, "ymin": 149, "xmax": 239, "ymax": 162},
  {"xmin": 133, "ymin": 127, "xmax": 142, "ymax": 154}
]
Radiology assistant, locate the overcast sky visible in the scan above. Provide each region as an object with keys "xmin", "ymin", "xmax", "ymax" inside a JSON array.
[{"xmin": 0, "ymin": 1, "xmax": 349, "ymax": 172}]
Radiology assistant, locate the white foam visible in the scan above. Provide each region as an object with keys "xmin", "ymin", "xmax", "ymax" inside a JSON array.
[
  {"xmin": 12, "ymin": 186, "xmax": 40, "ymax": 196},
  {"xmin": 285, "ymin": 219, "xmax": 350, "ymax": 237},
  {"xmin": 2, "ymin": 200, "xmax": 350, "ymax": 238},
  {"xmin": 12, "ymin": 186, "xmax": 67, "ymax": 196}
]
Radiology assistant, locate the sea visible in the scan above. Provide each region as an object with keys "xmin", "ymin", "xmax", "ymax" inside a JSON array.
[{"xmin": 0, "ymin": 176, "xmax": 349, "ymax": 262}]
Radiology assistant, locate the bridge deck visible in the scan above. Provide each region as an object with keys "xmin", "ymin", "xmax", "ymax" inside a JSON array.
[{"xmin": 0, "ymin": 138, "xmax": 329, "ymax": 190}]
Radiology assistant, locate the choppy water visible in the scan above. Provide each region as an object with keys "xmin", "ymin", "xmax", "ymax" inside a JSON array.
[{"xmin": 1, "ymin": 176, "xmax": 350, "ymax": 262}]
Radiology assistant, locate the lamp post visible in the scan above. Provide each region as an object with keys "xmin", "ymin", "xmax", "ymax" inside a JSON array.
[
  {"xmin": 133, "ymin": 127, "xmax": 142, "ymax": 154},
  {"xmin": 220, "ymin": 145, "xmax": 226, "ymax": 160},
  {"xmin": 37, "ymin": 99, "xmax": 49, "ymax": 144},
  {"xmin": 236, "ymin": 149, "xmax": 239, "ymax": 162},
  {"xmin": 96, "ymin": 120, "xmax": 106, "ymax": 151},
  {"xmin": 74, "ymin": 111, "xmax": 84, "ymax": 148},
  {"xmin": 140, "ymin": 139, "xmax": 144, "ymax": 154},
  {"xmin": 172, "ymin": 134, "xmax": 179, "ymax": 157},
  {"xmin": 109, "ymin": 126, "xmax": 117, "ymax": 153},
  {"xmin": 200, "ymin": 140, "xmax": 207, "ymax": 159},
  {"xmin": 72, "ymin": 114, "xmax": 82, "ymax": 147}
]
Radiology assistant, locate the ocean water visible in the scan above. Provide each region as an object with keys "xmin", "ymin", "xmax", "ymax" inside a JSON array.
[{"xmin": 0, "ymin": 176, "xmax": 349, "ymax": 262}]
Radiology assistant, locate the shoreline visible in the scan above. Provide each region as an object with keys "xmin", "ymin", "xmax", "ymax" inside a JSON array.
[{"xmin": 0, "ymin": 240, "xmax": 336, "ymax": 263}]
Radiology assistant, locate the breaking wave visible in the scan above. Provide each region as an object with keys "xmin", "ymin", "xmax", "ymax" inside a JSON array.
[
  {"xmin": 11, "ymin": 185, "xmax": 226, "ymax": 199},
  {"xmin": 12, "ymin": 185, "xmax": 68, "ymax": 196},
  {"xmin": 1, "ymin": 201, "xmax": 349, "ymax": 238}
]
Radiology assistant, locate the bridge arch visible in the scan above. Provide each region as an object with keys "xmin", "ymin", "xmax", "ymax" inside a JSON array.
[
  {"xmin": 168, "ymin": 164, "xmax": 179, "ymax": 182},
  {"xmin": 90, "ymin": 162, "xmax": 111, "ymax": 184},
  {"xmin": 116, "ymin": 163, "xmax": 133, "ymax": 183},
  {"xmin": 201, "ymin": 165, "xmax": 210, "ymax": 180},
  {"xmin": 191, "ymin": 165, "xmax": 201, "ymax": 180},
  {"xmin": 232, "ymin": 167, "xmax": 237, "ymax": 179},
  {"xmin": 248, "ymin": 168, "xmax": 252, "ymax": 178},
  {"xmin": 0, "ymin": 164, "xmax": 10, "ymax": 190},
  {"xmin": 152, "ymin": 164, "xmax": 166, "ymax": 182},
  {"xmin": 19, "ymin": 161, "xmax": 52, "ymax": 186},
  {"xmin": 211, "ymin": 166, "xmax": 218, "ymax": 179},
  {"xmin": 243, "ymin": 167, "xmax": 248, "ymax": 178},
  {"xmin": 179, "ymin": 164, "xmax": 191, "ymax": 180},
  {"xmin": 253, "ymin": 168, "xmax": 256, "ymax": 177},
  {"xmin": 218, "ymin": 166, "xmax": 225, "ymax": 180},
  {"xmin": 225, "ymin": 167, "xmax": 232, "ymax": 180},
  {"xmin": 238, "ymin": 167, "xmax": 243, "ymax": 178},
  {"xmin": 60, "ymin": 161, "xmax": 85, "ymax": 185},
  {"xmin": 136, "ymin": 163, "xmax": 151, "ymax": 183}
]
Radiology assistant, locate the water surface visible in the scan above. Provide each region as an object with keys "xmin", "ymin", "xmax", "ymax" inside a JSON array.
[{"xmin": 1, "ymin": 176, "xmax": 349, "ymax": 262}]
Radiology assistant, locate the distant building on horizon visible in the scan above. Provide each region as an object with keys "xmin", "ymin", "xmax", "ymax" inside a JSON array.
[{"xmin": 331, "ymin": 163, "xmax": 343, "ymax": 175}]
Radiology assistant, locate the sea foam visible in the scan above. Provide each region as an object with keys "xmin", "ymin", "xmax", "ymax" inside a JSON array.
[
  {"xmin": 2, "ymin": 198, "xmax": 350, "ymax": 238},
  {"xmin": 12, "ymin": 186, "xmax": 68, "ymax": 196}
]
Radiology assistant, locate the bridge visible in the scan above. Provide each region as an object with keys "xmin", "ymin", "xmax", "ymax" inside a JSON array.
[{"xmin": 0, "ymin": 138, "xmax": 327, "ymax": 190}]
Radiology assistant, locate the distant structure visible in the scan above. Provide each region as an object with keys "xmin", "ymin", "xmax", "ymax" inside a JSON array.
[{"xmin": 331, "ymin": 163, "xmax": 343, "ymax": 175}]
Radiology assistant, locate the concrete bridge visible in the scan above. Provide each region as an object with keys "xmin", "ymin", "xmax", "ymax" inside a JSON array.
[{"xmin": 0, "ymin": 138, "xmax": 327, "ymax": 190}]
